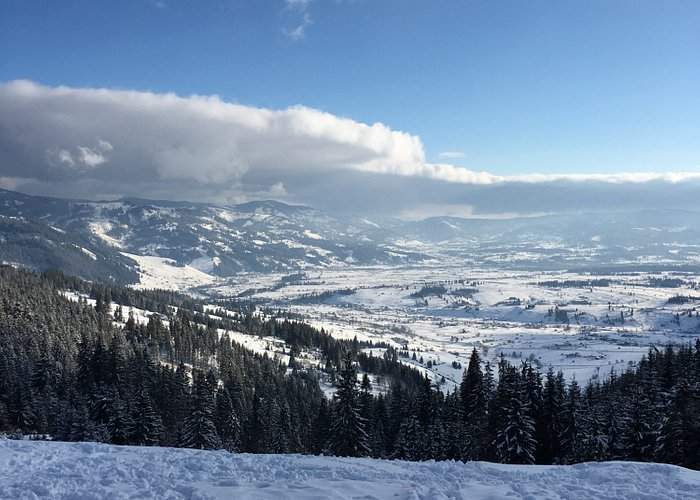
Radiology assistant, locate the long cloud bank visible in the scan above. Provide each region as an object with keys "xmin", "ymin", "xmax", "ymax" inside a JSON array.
[{"xmin": 1, "ymin": 80, "xmax": 699, "ymax": 216}]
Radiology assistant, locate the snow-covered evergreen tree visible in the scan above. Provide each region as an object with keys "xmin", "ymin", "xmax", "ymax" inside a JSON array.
[
  {"xmin": 215, "ymin": 389, "xmax": 241, "ymax": 453},
  {"xmin": 129, "ymin": 388, "xmax": 163, "ymax": 446},
  {"xmin": 328, "ymin": 351, "xmax": 369, "ymax": 457},
  {"xmin": 494, "ymin": 366, "xmax": 537, "ymax": 464},
  {"xmin": 655, "ymin": 380, "xmax": 699, "ymax": 467},
  {"xmin": 180, "ymin": 372, "xmax": 220, "ymax": 450},
  {"xmin": 558, "ymin": 378, "xmax": 583, "ymax": 463}
]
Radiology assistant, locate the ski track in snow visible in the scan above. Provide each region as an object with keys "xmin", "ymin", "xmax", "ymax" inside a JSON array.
[{"xmin": 1, "ymin": 440, "xmax": 699, "ymax": 500}]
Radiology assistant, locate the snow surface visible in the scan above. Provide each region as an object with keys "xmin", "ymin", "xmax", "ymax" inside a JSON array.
[
  {"xmin": 206, "ymin": 266, "xmax": 700, "ymax": 389},
  {"xmin": 89, "ymin": 220, "xmax": 124, "ymax": 248},
  {"xmin": 123, "ymin": 252, "xmax": 217, "ymax": 290},
  {"xmin": 1, "ymin": 440, "xmax": 699, "ymax": 500}
]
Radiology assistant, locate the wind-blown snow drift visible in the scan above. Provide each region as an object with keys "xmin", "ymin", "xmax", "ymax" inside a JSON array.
[{"xmin": 1, "ymin": 440, "xmax": 699, "ymax": 500}]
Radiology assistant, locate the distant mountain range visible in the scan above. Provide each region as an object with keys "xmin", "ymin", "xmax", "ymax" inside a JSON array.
[
  {"xmin": 0, "ymin": 189, "xmax": 425, "ymax": 283},
  {"xmin": 2, "ymin": 188, "xmax": 700, "ymax": 285}
]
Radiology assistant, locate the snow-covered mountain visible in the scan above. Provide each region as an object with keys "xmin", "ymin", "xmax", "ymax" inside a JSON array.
[
  {"xmin": 2, "ymin": 440, "xmax": 699, "ymax": 500},
  {"xmin": 4, "ymin": 187, "xmax": 700, "ymax": 286},
  {"xmin": 0, "ymin": 189, "xmax": 425, "ymax": 282}
]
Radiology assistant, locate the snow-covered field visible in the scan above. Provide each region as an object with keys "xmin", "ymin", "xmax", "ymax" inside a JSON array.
[
  {"xmin": 203, "ymin": 266, "xmax": 700, "ymax": 389},
  {"xmin": 2, "ymin": 440, "xmax": 699, "ymax": 500},
  {"xmin": 102, "ymin": 257, "xmax": 700, "ymax": 391},
  {"xmin": 123, "ymin": 252, "xmax": 217, "ymax": 290}
]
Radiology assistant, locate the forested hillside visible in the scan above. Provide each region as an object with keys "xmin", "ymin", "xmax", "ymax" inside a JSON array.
[
  {"xmin": 0, "ymin": 215, "xmax": 138, "ymax": 284},
  {"xmin": 1, "ymin": 266, "xmax": 699, "ymax": 469}
]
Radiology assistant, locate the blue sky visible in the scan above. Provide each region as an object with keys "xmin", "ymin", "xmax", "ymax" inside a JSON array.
[
  {"xmin": 1, "ymin": 1, "xmax": 699, "ymax": 216},
  {"xmin": 2, "ymin": 0, "xmax": 699, "ymax": 174}
]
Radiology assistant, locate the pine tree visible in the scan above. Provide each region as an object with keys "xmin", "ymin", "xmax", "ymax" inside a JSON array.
[
  {"xmin": 129, "ymin": 388, "xmax": 163, "ymax": 446},
  {"xmin": 107, "ymin": 395, "xmax": 133, "ymax": 445},
  {"xmin": 180, "ymin": 372, "xmax": 221, "ymax": 450},
  {"xmin": 386, "ymin": 383, "xmax": 407, "ymax": 455},
  {"xmin": 621, "ymin": 388, "xmax": 655, "ymax": 462},
  {"xmin": 113, "ymin": 305, "xmax": 123, "ymax": 323},
  {"xmin": 460, "ymin": 348, "xmax": 485, "ymax": 422},
  {"xmin": 246, "ymin": 395, "xmax": 264, "ymax": 453},
  {"xmin": 108, "ymin": 332, "xmax": 128, "ymax": 387},
  {"xmin": 580, "ymin": 396, "xmax": 609, "ymax": 461},
  {"xmin": 313, "ymin": 398, "xmax": 332, "ymax": 454},
  {"xmin": 359, "ymin": 373, "xmax": 374, "ymax": 424},
  {"xmin": 328, "ymin": 351, "xmax": 369, "ymax": 457},
  {"xmin": 428, "ymin": 415, "xmax": 446, "ymax": 460},
  {"xmin": 558, "ymin": 378, "xmax": 583, "ymax": 464},
  {"xmin": 460, "ymin": 349, "xmax": 487, "ymax": 459},
  {"xmin": 394, "ymin": 415, "xmax": 422, "ymax": 460},
  {"xmin": 604, "ymin": 391, "xmax": 624, "ymax": 460},
  {"xmin": 494, "ymin": 366, "xmax": 537, "ymax": 464},
  {"xmin": 540, "ymin": 368, "xmax": 565, "ymax": 463},
  {"xmin": 655, "ymin": 380, "xmax": 699, "ymax": 467},
  {"xmin": 442, "ymin": 393, "xmax": 463, "ymax": 460},
  {"xmin": 69, "ymin": 402, "xmax": 95, "ymax": 442},
  {"xmin": 12, "ymin": 386, "xmax": 36, "ymax": 432},
  {"xmin": 267, "ymin": 399, "xmax": 290, "ymax": 453},
  {"xmin": 215, "ymin": 389, "xmax": 241, "ymax": 452}
]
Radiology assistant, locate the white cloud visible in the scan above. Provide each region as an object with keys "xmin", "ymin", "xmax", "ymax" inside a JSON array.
[
  {"xmin": 491, "ymin": 171, "xmax": 700, "ymax": 185},
  {"xmin": 269, "ymin": 182, "xmax": 287, "ymax": 197},
  {"xmin": 378, "ymin": 161, "xmax": 700, "ymax": 186},
  {"xmin": 2, "ymin": 80, "xmax": 700, "ymax": 217},
  {"xmin": 97, "ymin": 139, "xmax": 114, "ymax": 152},
  {"xmin": 285, "ymin": 13, "xmax": 312, "ymax": 40},
  {"xmin": 10, "ymin": 80, "xmax": 696, "ymax": 191},
  {"xmin": 0, "ymin": 79, "xmax": 425, "ymax": 185},
  {"xmin": 283, "ymin": 0, "xmax": 313, "ymax": 40},
  {"xmin": 53, "ymin": 149, "xmax": 75, "ymax": 167},
  {"xmin": 46, "ymin": 139, "xmax": 113, "ymax": 169},
  {"xmin": 76, "ymin": 143, "xmax": 110, "ymax": 168}
]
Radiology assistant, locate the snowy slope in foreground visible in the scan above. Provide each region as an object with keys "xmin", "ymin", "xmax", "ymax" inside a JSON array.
[{"xmin": 2, "ymin": 441, "xmax": 700, "ymax": 500}]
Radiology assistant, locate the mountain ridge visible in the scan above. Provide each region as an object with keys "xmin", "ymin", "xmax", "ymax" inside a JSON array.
[
  {"xmin": 4, "ymin": 188, "xmax": 700, "ymax": 286},
  {"xmin": 0, "ymin": 188, "xmax": 427, "ymax": 283}
]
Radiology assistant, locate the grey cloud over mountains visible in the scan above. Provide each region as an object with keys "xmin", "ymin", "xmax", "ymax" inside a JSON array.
[{"xmin": 1, "ymin": 80, "xmax": 700, "ymax": 217}]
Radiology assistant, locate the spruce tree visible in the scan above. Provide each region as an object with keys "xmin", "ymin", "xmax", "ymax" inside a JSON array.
[
  {"xmin": 460, "ymin": 348, "xmax": 488, "ymax": 459},
  {"xmin": 108, "ymin": 395, "xmax": 133, "ymax": 445},
  {"xmin": 394, "ymin": 415, "xmax": 422, "ymax": 460},
  {"xmin": 621, "ymin": 388, "xmax": 655, "ymax": 462},
  {"xmin": 558, "ymin": 378, "xmax": 583, "ymax": 464},
  {"xmin": 359, "ymin": 373, "xmax": 374, "ymax": 424},
  {"xmin": 540, "ymin": 368, "xmax": 565, "ymax": 463},
  {"xmin": 328, "ymin": 351, "xmax": 369, "ymax": 457},
  {"xmin": 129, "ymin": 388, "xmax": 163, "ymax": 446},
  {"xmin": 494, "ymin": 366, "xmax": 536, "ymax": 464},
  {"xmin": 655, "ymin": 380, "xmax": 699, "ymax": 467},
  {"xmin": 180, "ymin": 372, "xmax": 221, "ymax": 450},
  {"xmin": 313, "ymin": 397, "xmax": 331, "ymax": 454},
  {"xmin": 215, "ymin": 388, "xmax": 241, "ymax": 452},
  {"xmin": 579, "ymin": 396, "xmax": 609, "ymax": 461}
]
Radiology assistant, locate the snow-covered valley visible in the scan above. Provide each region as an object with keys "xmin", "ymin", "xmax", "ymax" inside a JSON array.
[
  {"xmin": 5, "ymin": 186, "xmax": 700, "ymax": 387},
  {"xmin": 2, "ymin": 439, "xmax": 699, "ymax": 500},
  {"xmin": 58, "ymin": 261, "xmax": 700, "ymax": 392},
  {"xmin": 191, "ymin": 266, "xmax": 700, "ymax": 389}
]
